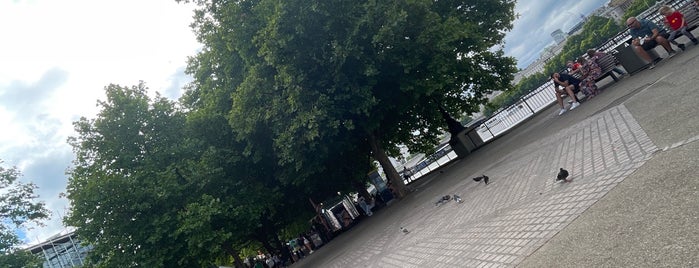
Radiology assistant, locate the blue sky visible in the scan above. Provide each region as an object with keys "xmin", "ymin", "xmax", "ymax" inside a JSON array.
[
  {"xmin": 0, "ymin": 0, "xmax": 610, "ymax": 245},
  {"xmin": 0, "ymin": 0, "xmax": 199, "ymax": 245}
]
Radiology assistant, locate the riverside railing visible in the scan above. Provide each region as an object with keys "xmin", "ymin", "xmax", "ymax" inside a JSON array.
[
  {"xmin": 476, "ymin": 80, "xmax": 557, "ymax": 142},
  {"xmin": 402, "ymin": 144, "xmax": 457, "ymax": 184},
  {"xmin": 403, "ymin": 0, "xmax": 695, "ymax": 183},
  {"xmin": 403, "ymin": 80, "xmax": 558, "ymax": 184}
]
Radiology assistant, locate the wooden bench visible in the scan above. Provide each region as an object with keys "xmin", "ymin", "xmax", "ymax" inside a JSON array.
[
  {"xmin": 596, "ymin": 0, "xmax": 699, "ymax": 53},
  {"xmin": 570, "ymin": 53, "xmax": 621, "ymax": 83},
  {"xmin": 670, "ymin": 1, "xmax": 699, "ymax": 38}
]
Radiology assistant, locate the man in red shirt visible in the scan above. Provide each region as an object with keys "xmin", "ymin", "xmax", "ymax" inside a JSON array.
[{"xmin": 660, "ymin": 5, "xmax": 698, "ymax": 49}]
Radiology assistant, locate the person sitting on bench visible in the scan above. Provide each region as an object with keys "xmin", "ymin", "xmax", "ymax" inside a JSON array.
[
  {"xmin": 587, "ymin": 49, "xmax": 627, "ymax": 76},
  {"xmin": 626, "ymin": 17, "xmax": 678, "ymax": 69},
  {"xmin": 550, "ymin": 72, "xmax": 581, "ymax": 116},
  {"xmin": 659, "ymin": 5, "xmax": 699, "ymax": 48},
  {"xmin": 577, "ymin": 56, "xmax": 601, "ymax": 99}
]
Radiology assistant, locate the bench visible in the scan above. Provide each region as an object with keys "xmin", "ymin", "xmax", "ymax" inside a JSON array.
[
  {"xmin": 670, "ymin": 1, "xmax": 699, "ymax": 38},
  {"xmin": 596, "ymin": 0, "xmax": 699, "ymax": 53},
  {"xmin": 557, "ymin": 53, "xmax": 621, "ymax": 101},
  {"xmin": 641, "ymin": 1, "xmax": 699, "ymax": 50},
  {"xmin": 571, "ymin": 53, "xmax": 621, "ymax": 83}
]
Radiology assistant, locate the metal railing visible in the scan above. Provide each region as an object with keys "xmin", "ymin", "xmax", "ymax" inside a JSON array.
[
  {"xmin": 598, "ymin": 0, "xmax": 695, "ymax": 53},
  {"xmin": 477, "ymin": 81, "xmax": 557, "ymax": 142},
  {"xmin": 403, "ymin": 145, "xmax": 457, "ymax": 184},
  {"xmin": 476, "ymin": 0, "xmax": 698, "ymax": 142},
  {"xmin": 401, "ymin": 0, "xmax": 697, "ymax": 183}
]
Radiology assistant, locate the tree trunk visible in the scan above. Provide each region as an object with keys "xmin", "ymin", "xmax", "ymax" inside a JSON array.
[
  {"xmin": 368, "ymin": 132, "xmax": 407, "ymax": 198},
  {"xmin": 255, "ymin": 234, "xmax": 276, "ymax": 255},
  {"xmin": 222, "ymin": 244, "xmax": 246, "ymax": 268},
  {"xmin": 271, "ymin": 232, "xmax": 291, "ymax": 263},
  {"xmin": 254, "ymin": 211, "xmax": 280, "ymax": 256}
]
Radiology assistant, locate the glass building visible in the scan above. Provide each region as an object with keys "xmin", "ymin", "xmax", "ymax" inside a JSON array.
[{"xmin": 26, "ymin": 231, "xmax": 91, "ymax": 268}]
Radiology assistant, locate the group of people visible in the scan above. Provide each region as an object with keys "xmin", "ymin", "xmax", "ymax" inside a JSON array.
[
  {"xmin": 551, "ymin": 48, "xmax": 620, "ymax": 115},
  {"xmin": 246, "ymin": 251, "xmax": 283, "ymax": 268},
  {"xmin": 288, "ymin": 232, "xmax": 317, "ymax": 262},
  {"xmin": 627, "ymin": 3, "xmax": 698, "ymax": 69},
  {"xmin": 551, "ymin": 3, "xmax": 698, "ymax": 116},
  {"xmin": 243, "ymin": 231, "xmax": 321, "ymax": 268}
]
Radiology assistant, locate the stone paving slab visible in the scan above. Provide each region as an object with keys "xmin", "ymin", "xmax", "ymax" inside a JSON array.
[{"xmin": 317, "ymin": 104, "xmax": 657, "ymax": 268}]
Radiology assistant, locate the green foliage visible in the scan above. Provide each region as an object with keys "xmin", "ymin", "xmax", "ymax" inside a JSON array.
[
  {"xmin": 484, "ymin": 16, "xmax": 623, "ymax": 115},
  {"xmin": 184, "ymin": 0, "xmax": 517, "ymax": 198},
  {"xmin": 623, "ymin": 0, "xmax": 658, "ymax": 21},
  {"xmin": 66, "ymin": 82, "xmax": 326, "ymax": 267},
  {"xmin": 0, "ymin": 161, "xmax": 49, "ymax": 267},
  {"xmin": 544, "ymin": 16, "xmax": 623, "ymax": 74},
  {"xmin": 483, "ymin": 71, "xmax": 547, "ymax": 116},
  {"xmin": 0, "ymin": 250, "xmax": 43, "ymax": 268},
  {"xmin": 67, "ymin": 0, "xmax": 519, "ymax": 265},
  {"xmin": 66, "ymin": 82, "xmax": 209, "ymax": 267}
]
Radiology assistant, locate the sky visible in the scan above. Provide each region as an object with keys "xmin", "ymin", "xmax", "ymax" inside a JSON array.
[
  {"xmin": 1, "ymin": 0, "xmax": 608, "ymax": 246},
  {"xmin": 0, "ymin": 0, "xmax": 199, "ymax": 245},
  {"xmin": 505, "ymin": 0, "xmax": 611, "ymax": 69}
]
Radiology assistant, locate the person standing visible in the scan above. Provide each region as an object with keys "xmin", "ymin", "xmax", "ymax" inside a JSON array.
[
  {"xmin": 357, "ymin": 196, "xmax": 373, "ymax": 216},
  {"xmin": 303, "ymin": 234, "xmax": 314, "ymax": 254},
  {"xmin": 626, "ymin": 16, "xmax": 678, "ymax": 69},
  {"xmin": 550, "ymin": 72, "xmax": 581, "ymax": 116}
]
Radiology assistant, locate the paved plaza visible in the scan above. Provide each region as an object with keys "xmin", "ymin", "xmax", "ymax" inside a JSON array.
[{"xmin": 294, "ymin": 43, "xmax": 699, "ymax": 267}]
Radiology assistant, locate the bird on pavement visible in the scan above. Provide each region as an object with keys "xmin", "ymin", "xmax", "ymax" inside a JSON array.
[
  {"xmin": 556, "ymin": 168, "xmax": 570, "ymax": 182},
  {"xmin": 453, "ymin": 194, "xmax": 463, "ymax": 203},
  {"xmin": 473, "ymin": 175, "xmax": 490, "ymax": 185}
]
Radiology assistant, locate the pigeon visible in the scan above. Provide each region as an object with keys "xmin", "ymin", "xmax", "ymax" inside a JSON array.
[
  {"xmin": 556, "ymin": 168, "xmax": 569, "ymax": 182},
  {"xmin": 473, "ymin": 175, "xmax": 490, "ymax": 185},
  {"xmin": 401, "ymin": 227, "xmax": 410, "ymax": 234},
  {"xmin": 435, "ymin": 195, "xmax": 452, "ymax": 206},
  {"xmin": 453, "ymin": 194, "xmax": 463, "ymax": 203}
]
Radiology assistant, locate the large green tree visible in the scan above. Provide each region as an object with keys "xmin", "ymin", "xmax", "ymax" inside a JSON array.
[
  {"xmin": 65, "ymin": 82, "xmax": 332, "ymax": 267},
  {"xmin": 0, "ymin": 161, "xmax": 49, "ymax": 268},
  {"xmin": 65, "ymin": 83, "xmax": 214, "ymax": 267},
  {"xmin": 623, "ymin": 0, "xmax": 658, "ymax": 22},
  {"xmin": 182, "ymin": 0, "xmax": 517, "ymax": 198}
]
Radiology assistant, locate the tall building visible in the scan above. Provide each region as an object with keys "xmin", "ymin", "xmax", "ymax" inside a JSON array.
[
  {"xmin": 551, "ymin": 29, "xmax": 566, "ymax": 43},
  {"xmin": 26, "ymin": 231, "xmax": 91, "ymax": 268}
]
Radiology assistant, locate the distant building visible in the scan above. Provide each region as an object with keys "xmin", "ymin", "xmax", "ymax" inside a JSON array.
[
  {"xmin": 513, "ymin": 39, "xmax": 566, "ymax": 85},
  {"xmin": 551, "ymin": 29, "xmax": 566, "ymax": 44},
  {"xmin": 567, "ymin": 19, "xmax": 586, "ymax": 35},
  {"xmin": 26, "ymin": 231, "xmax": 91, "ymax": 268},
  {"xmin": 609, "ymin": 0, "xmax": 634, "ymax": 10},
  {"xmin": 514, "ymin": 0, "xmax": 643, "ymax": 86}
]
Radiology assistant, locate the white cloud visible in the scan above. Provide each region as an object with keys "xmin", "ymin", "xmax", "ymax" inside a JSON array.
[
  {"xmin": 504, "ymin": 0, "xmax": 610, "ymax": 68},
  {"xmin": 0, "ymin": 0, "xmax": 200, "ymax": 244},
  {"xmin": 1, "ymin": 0, "xmax": 613, "ymax": 245}
]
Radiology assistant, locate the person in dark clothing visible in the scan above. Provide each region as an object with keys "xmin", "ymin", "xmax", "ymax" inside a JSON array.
[{"xmin": 550, "ymin": 72, "xmax": 581, "ymax": 115}]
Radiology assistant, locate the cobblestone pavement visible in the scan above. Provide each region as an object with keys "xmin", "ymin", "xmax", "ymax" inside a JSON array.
[{"xmin": 322, "ymin": 105, "xmax": 658, "ymax": 268}]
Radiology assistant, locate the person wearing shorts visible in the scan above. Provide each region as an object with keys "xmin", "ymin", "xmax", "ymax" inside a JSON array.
[{"xmin": 626, "ymin": 17, "xmax": 677, "ymax": 69}]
